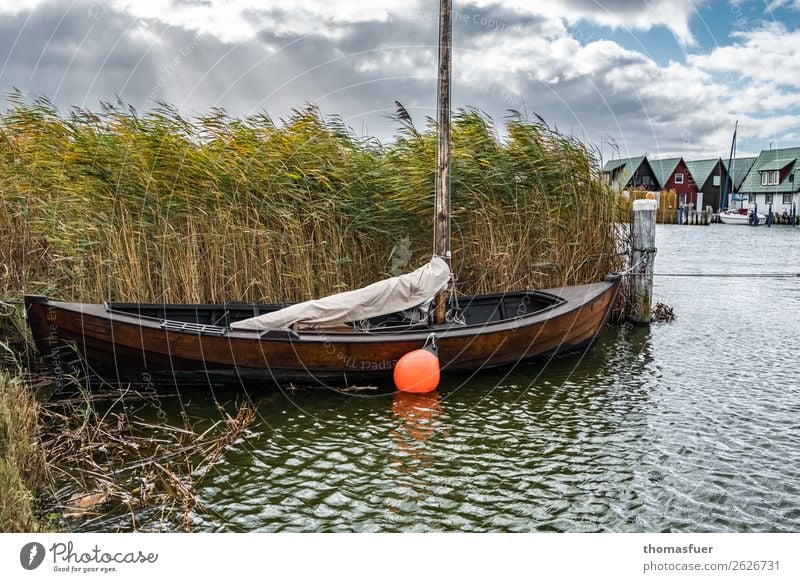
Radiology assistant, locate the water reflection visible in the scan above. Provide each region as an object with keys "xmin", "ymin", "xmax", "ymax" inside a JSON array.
[
  {"xmin": 59, "ymin": 226, "xmax": 800, "ymax": 532},
  {"xmin": 390, "ymin": 390, "xmax": 442, "ymax": 466},
  {"xmin": 387, "ymin": 391, "xmax": 443, "ymax": 510}
]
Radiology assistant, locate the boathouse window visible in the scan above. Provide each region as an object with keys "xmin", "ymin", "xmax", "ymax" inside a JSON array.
[
  {"xmin": 761, "ymin": 170, "xmax": 779, "ymax": 186},
  {"xmin": 783, "ymin": 193, "xmax": 791, "ymax": 204},
  {"xmin": 713, "ymin": 176, "xmax": 720, "ymax": 186},
  {"xmin": 748, "ymin": 193, "xmax": 755, "ymax": 203},
  {"xmin": 765, "ymin": 193, "xmax": 773, "ymax": 204},
  {"xmin": 674, "ymin": 173, "xmax": 684, "ymax": 184}
]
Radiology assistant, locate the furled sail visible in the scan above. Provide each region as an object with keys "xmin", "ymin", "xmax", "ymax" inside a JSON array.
[{"xmin": 230, "ymin": 256, "xmax": 451, "ymax": 331}]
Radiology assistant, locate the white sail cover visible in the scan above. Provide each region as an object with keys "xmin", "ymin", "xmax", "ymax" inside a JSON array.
[{"xmin": 230, "ymin": 256, "xmax": 450, "ymax": 331}]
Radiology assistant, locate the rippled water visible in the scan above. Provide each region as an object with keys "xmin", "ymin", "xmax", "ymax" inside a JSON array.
[{"xmin": 77, "ymin": 225, "xmax": 800, "ymax": 532}]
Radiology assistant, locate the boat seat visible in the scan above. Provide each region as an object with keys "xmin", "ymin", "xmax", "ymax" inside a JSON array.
[{"xmin": 159, "ymin": 320, "xmax": 227, "ymax": 336}]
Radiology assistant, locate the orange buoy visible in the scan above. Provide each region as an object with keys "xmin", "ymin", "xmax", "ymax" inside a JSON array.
[
  {"xmin": 645, "ymin": 192, "xmax": 656, "ymax": 200},
  {"xmin": 394, "ymin": 347, "xmax": 440, "ymax": 393}
]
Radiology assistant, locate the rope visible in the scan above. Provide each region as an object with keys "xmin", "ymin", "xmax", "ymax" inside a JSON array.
[
  {"xmin": 0, "ymin": 300, "xmax": 22, "ymax": 318},
  {"xmin": 423, "ymin": 333, "xmax": 437, "ymax": 352},
  {"xmin": 453, "ymin": 250, "xmax": 629, "ymax": 286},
  {"xmin": 619, "ymin": 248, "xmax": 657, "ymax": 276},
  {"xmin": 656, "ymin": 273, "xmax": 799, "ymax": 279},
  {"xmin": 445, "ymin": 274, "xmax": 466, "ymax": 325}
]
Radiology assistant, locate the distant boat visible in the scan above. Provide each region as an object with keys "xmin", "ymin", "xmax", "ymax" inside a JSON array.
[
  {"xmin": 24, "ymin": 0, "xmax": 622, "ymax": 388},
  {"xmin": 718, "ymin": 208, "xmax": 765, "ymax": 225},
  {"xmin": 718, "ymin": 120, "xmax": 763, "ymax": 225}
]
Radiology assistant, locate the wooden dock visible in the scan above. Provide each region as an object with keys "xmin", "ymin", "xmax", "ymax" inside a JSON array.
[{"xmin": 677, "ymin": 206, "xmax": 713, "ymax": 225}]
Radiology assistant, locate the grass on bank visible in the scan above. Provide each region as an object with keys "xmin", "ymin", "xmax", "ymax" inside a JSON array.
[
  {"xmin": 0, "ymin": 366, "xmax": 47, "ymax": 532},
  {"xmin": 1, "ymin": 359, "xmax": 260, "ymax": 532}
]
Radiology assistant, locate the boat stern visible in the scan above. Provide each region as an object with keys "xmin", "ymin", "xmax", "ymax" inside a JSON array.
[{"xmin": 24, "ymin": 295, "xmax": 54, "ymax": 359}]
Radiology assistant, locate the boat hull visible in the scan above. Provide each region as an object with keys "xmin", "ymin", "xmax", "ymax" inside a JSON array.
[
  {"xmin": 25, "ymin": 277, "xmax": 621, "ymax": 388},
  {"xmin": 718, "ymin": 211, "xmax": 765, "ymax": 225}
]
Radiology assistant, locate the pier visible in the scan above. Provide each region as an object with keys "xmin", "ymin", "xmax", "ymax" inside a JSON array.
[{"xmin": 677, "ymin": 206, "xmax": 713, "ymax": 225}]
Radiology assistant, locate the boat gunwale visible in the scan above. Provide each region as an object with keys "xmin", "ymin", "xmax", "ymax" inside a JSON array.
[{"xmin": 26, "ymin": 279, "xmax": 619, "ymax": 344}]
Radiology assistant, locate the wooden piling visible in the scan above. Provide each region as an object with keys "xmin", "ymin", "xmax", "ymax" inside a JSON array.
[
  {"xmin": 433, "ymin": 0, "xmax": 452, "ymax": 324},
  {"xmin": 629, "ymin": 199, "xmax": 656, "ymax": 325}
]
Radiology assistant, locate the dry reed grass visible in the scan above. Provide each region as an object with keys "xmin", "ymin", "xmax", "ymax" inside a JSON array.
[
  {"xmin": 38, "ymin": 390, "xmax": 257, "ymax": 531},
  {"xmin": 0, "ymin": 97, "xmax": 627, "ymax": 330},
  {"xmin": 0, "ymin": 368, "xmax": 47, "ymax": 531},
  {"xmin": 619, "ymin": 189, "xmax": 678, "ymax": 224}
]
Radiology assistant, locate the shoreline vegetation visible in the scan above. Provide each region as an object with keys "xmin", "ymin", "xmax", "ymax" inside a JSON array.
[
  {"xmin": 0, "ymin": 96, "xmax": 628, "ymax": 531},
  {"xmin": 0, "ymin": 367, "xmax": 46, "ymax": 531}
]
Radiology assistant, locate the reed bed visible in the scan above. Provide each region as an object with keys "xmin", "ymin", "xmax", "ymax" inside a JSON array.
[
  {"xmin": 620, "ymin": 189, "xmax": 679, "ymax": 224},
  {"xmin": 0, "ymin": 368, "xmax": 47, "ymax": 531},
  {"xmin": 38, "ymin": 388, "xmax": 257, "ymax": 532},
  {"xmin": 0, "ymin": 97, "xmax": 627, "ymax": 326}
]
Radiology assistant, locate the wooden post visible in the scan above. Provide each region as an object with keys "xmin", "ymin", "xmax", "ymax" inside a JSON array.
[
  {"xmin": 629, "ymin": 199, "xmax": 656, "ymax": 325},
  {"xmin": 433, "ymin": 0, "xmax": 452, "ymax": 325}
]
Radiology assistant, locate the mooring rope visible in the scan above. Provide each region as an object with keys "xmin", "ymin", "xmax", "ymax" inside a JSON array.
[
  {"xmin": 618, "ymin": 248, "xmax": 657, "ymax": 276},
  {"xmin": 656, "ymin": 273, "xmax": 799, "ymax": 278},
  {"xmin": 453, "ymin": 250, "xmax": 630, "ymax": 286},
  {"xmin": 0, "ymin": 300, "xmax": 22, "ymax": 317}
]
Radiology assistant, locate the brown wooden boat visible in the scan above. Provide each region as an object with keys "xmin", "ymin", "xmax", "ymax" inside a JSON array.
[
  {"xmin": 23, "ymin": 2, "xmax": 623, "ymax": 389},
  {"xmin": 24, "ymin": 276, "xmax": 620, "ymax": 387}
]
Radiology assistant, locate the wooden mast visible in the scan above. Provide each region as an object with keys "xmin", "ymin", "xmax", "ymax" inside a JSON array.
[{"xmin": 433, "ymin": 0, "xmax": 452, "ymax": 325}]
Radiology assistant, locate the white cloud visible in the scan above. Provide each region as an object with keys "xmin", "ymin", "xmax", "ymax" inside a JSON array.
[
  {"xmin": 67, "ymin": 0, "xmax": 708, "ymax": 46},
  {"xmin": 689, "ymin": 22, "xmax": 800, "ymax": 87},
  {"xmin": 469, "ymin": 0, "xmax": 708, "ymax": 46},
  {"xmin": 109, "ymin": 0, "xmax": 416, "ymax": 42},
  {"xmin": 766, "ymin": 0, "xmax": 800, "ymax": 11},
  {"xmin": 0, "ymin": 0, "xmax": 45, "ymax": 14},
  {"xmin": 1, "ymin": 0, "xmax": 798, "ymax": 157}
]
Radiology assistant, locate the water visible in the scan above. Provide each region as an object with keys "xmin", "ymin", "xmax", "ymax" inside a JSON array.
[{"xmin": 74, "ymin": 225, "xmax": 800, "ymax": 532}]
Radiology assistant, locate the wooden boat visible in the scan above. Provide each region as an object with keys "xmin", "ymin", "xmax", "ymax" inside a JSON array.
[
  {"xmin": 25, "ymin": 278, "xmax": 620, "ymax": 387},
  {"xmin": 24, "ymin": 0, "xmax": 622, "ymax": 388}
]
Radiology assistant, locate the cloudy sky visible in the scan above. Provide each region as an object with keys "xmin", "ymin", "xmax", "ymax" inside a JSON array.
[{"xmin": 0, "ymin": 0, "xmax": 798, "ymax": 160}]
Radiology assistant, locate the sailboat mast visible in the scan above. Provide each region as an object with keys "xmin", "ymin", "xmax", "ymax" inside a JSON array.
[
  {"xmin": 721, "ymin": 120, "xmax": 738, "ymax": 211},
  {"xmin": 433, "ymin": 0, "xmax": 452, "ymax": 325}
]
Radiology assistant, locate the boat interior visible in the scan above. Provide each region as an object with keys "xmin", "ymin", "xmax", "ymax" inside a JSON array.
[{"xmin": 104, "ymin": 291, "xmax": 566, "ymax": 333}]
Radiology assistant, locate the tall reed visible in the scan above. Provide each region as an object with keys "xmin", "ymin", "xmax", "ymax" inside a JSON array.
[
  {"xmin": 0, "ymin": 97, "xmax": 627, "ymax": 319},
  {"xmin": 620, "ymin": 189, "xmax": 678, "ymax": 224},
  {"xmin": 0, "ymin": 368, "xmax": 47, "ymax": 531}
]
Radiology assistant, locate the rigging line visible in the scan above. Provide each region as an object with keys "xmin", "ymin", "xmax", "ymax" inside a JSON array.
[
  {"xmin": 656, "ymin": 273, "xmax": 799, "ymax": 278},
  {"xmin": 452, "ymin": 250, "xmax": 632, "ymax": 286}
]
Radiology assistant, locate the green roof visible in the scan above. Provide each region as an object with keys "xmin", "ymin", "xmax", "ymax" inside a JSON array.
[
  {"xmin": 648, "ymin": 157, "xmax": 682, "ymax": 189},
  {"xmin": 739, "ymin": 147, "xmax": 800, "ymax": 193},
  {"xmin": 685, "ymin": 158, "xmax": 721, "ymax": 187},
  {"xmin": 722, "ymin": 157, "xmax": 758, "ymax": 191},
  {"xmin": 602, "ymin": 158, "xmax": 628, "ymax": 173},
  {"xmin": 758, "ymin": 157, "xmax": 795, "ymax": 172},
  {"xmin": 602, "ymin": 156, "xmax": 647, "ymax": 189}
]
